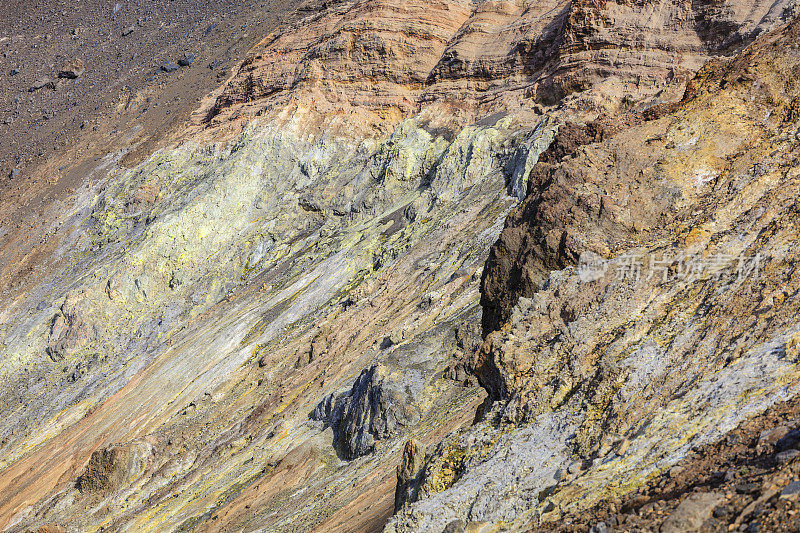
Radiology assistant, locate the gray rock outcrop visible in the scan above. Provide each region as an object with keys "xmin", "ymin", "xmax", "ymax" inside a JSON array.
[{"xmin": 311, "ymin": 365, "xmax": 422, "ymax": 460}]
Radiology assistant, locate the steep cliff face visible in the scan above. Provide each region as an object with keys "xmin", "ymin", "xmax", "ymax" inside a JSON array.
[
  {"xmin": 197, "ymin": 0, "xmax": 795, "ymax": 133},
  {"xmin": 0, "ymin": 108, "xmax": 550, "ymax": 531},
  {"xmin": 388, "ymin": 14, "xmax": 800, "ymax": 532},
  {"xmin": 1, "ymin": 0, "xmax": 799, "ymax": 532}
]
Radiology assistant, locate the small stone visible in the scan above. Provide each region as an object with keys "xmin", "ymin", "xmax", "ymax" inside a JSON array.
[
  {"xmin": 775, "ymin": 449, "xmax": 800, "ymax": 464},
  {"xmin": 616, "ymin": 438, "xmax": 631, "ymax": 456},
  {"xmin": 757, "ymin": 425, "xmax": 791, "ymax": 452},
  {"xmin": 641, "ymin": 502, "xmax": 659, "ymax": 514},
  {"xmin": 58, "ymin": 59, "xmax": 85, "ymax": 79},
  {"xmin": 9, "ymin": 68, "xmax": 19, "ymax": 76},
  {"xmin": 669, "ymin": 466, "xmax": 685, "ymax": 478},
  {"xmin": 122, "ymin": 26, "xmax": 135, "ymax": 36},
  {"xmin": 623, "ymin": 494, "xmax": 648, "ymax": 512},
  {"xmin": 161, "ymin": 62, "xmax": 179, "ymax": 73},
  {"xmin": 589, "ymin": 522, "xmax": 608, "ymax": 533},
  {"xmin": 713, "ymin": 505, "xmax": 733, "ymax": 518},
  {"xmin": 442, "ymin": 519, "xmax": 466, "ymax": 533},
  {"xmin": 381, "ymin": 329, "xmax": 403, "ymax": 349},
  {"xmin": 661, "ymin": 492, "xmax": 722, "ymax": 533},
  {"xmin": 780, "ymin": 480, "xmax": 800, "ymax": 499},
  {"xmin": 776, "ymin": 429, "xmax": 800, "ymax": 451},
  {"xmin": 29, "ymin": 77, "xmax": 55, "ymax": 91},
  {"xmin": 735, "ymin": 482, "xmax": 760, "ymax": 495},
  {"xmin": 178, "ymin": 53, "xmax": 195, "ymax": 67}
]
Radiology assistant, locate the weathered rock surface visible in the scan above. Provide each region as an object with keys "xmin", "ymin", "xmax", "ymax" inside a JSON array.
[
  {"xmin": 77, "ymin": 442, "xmax": 153, "ymax": 494},
  {"xmin": 394, "ymin": 439, "xmax": 426, "ymax": 512},
  {"xmin": 200, "ymin": 0, "xmax": 798, "ymax": 136},
  {"xmin": 660, "ymin": 492, "xmax": 722, "ymax": 532},
  {"xmin": 46, "ymin": 291, "xmax": 100, "ymax": 362},
  {"xmin": 0, "ymin": 65, "xmax": 551, "ymax": 531},
  {"xmin": 1, "ymin": 0, "xmax": 800, "ymax": 532},
  {"xmin": 312, "ymin": 365, "xmax": 423, "ymax": 459},
  {"xmin": 526, "ymin": 393, "xmax": 800, "ymax": 532},
  {"xmin": 388, "ymin": 14, "xmax": 800, "ymax": 533},
  {"xmin": 57, "ymin": 59, "xmax": 84, "ymax": 79}
]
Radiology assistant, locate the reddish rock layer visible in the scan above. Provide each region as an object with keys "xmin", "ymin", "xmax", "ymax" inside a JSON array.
[{"xmin": 199, "ymin": 0, "xmax": 795, "ymax": 138}]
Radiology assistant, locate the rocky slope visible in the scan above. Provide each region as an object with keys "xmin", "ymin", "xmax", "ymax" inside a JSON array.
[
  {"xmin": 1, "ymin": 0, "xmax": 799, "ymax": 532},
  {"xmin": 390, "ymin": 12, "xmax": 800, "ymax": 533}
]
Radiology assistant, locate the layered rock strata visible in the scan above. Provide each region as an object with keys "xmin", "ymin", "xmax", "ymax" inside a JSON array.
[
  {"xmin": 0, "ymin": 0, "xmax": 798, "ymax": 531},
  {"xmin": 388, "ymin": 14, "xmax": 800, "ymax": 532}
]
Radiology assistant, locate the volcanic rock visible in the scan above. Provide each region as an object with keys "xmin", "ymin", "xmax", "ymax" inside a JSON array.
[
  {"xmin": 29, "ymin": 77, "xmax": 55, "ymax": 92},
  {"xmin": 311, "ymin": 365, "xmax": 423, "ymax": 460},
  {"xmin": 77, "ymin": 442, "xmax": 152, "ymax": 494},
  {"xmin": 161, "ymin": 61, "xmax": 179, "ymax": 73},
  {"xmin": 660, "ymin": 492, "xmax": 722, "ymax": 533},
  {"xmin": 46, "ymin": 292, "xmax": 99, "ymax": 361},
  {"xmin": 178, "ymin": 53, "xmax": 195, "ymax": 67},
  {"xmin": 2, "ymin": 0, "xmax": 800, "ymax": 532},
  {"xmin": 58, "ymin": 59, "xmax": 84, "ymax": 79}
]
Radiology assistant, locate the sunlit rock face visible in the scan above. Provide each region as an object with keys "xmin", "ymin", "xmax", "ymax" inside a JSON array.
[
  {"xmin": 0, "ymin": 103, "xmax": 554, "ymax": 530},
  {"xmin": 1, "ymin": 0, "xmax": 798, "ymax": 531},
  {"xmin": 311, "ymin": 364, "xmax": 424, "ymax": 460},
  {"xmin": 389, "ymin": 15, "xmax": 800, "ymax": 533}
]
